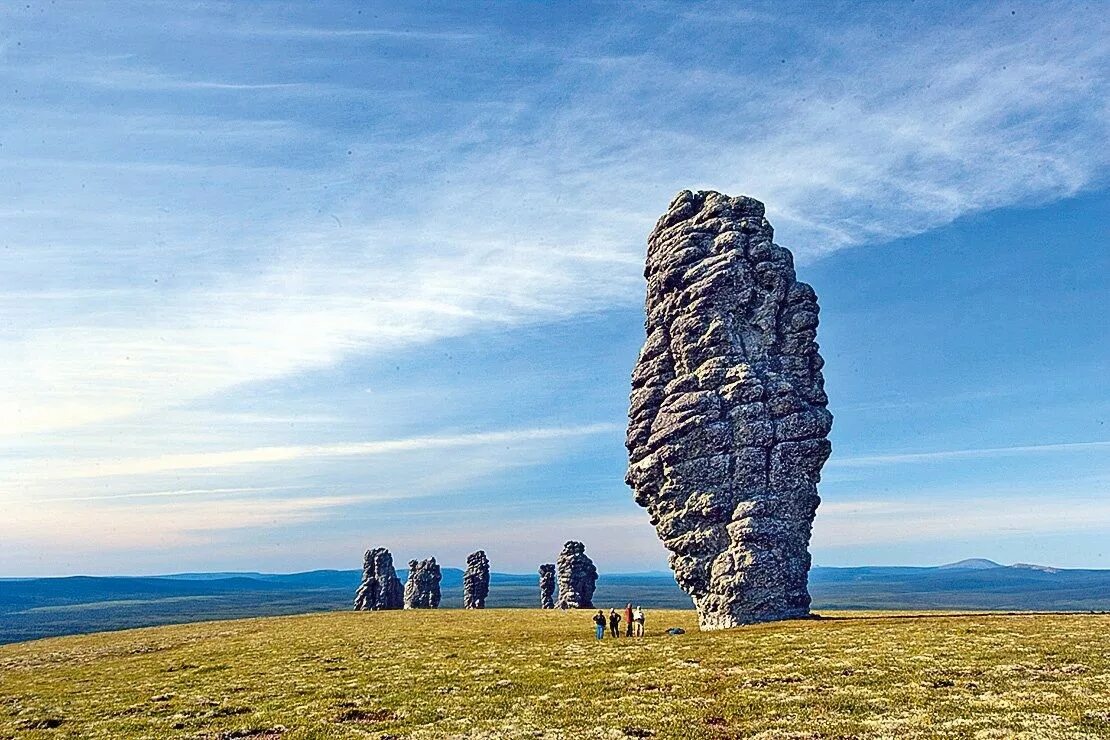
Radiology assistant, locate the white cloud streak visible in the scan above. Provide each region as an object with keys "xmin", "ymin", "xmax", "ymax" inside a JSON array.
[
  {"xmin": 5, "ymin": 423, "xmax": 621, "ymax": 481},
  {"xmin": 1, "ymin": 494, "xmax": 361, "ymax": 552},
  {"xmin": 829, "ymin": 440, "xmax": 1110, "ymax": 468},
  {"xmin": 39, "ymin": 485, "xmax": 305, "ymax": 503},
  {"xmin": 0, "ymin": 419, "xmax": 623, "ymax": 571}
]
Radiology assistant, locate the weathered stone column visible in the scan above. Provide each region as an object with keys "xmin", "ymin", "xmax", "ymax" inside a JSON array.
[
  {"xmin": 353, "ymin": 547, "xmax": 404, "ymax": 611},
  {"xmin": 625, "ymin": 190, "xmax": 832, "ymax": 630},
  {"xmin": 403, "ymin": 557, "xmax": 442, "ymax": 609},
  {"xmin": 463, "ymin": 550, "xmax": 490, "ymax": 609},
  {"xmin": 538, "ymin": 563, "xmax": 556, "ymax": 609},
  {"xmin": 554, "ymin": 541, "xmax": 597, "ymax": 609}
]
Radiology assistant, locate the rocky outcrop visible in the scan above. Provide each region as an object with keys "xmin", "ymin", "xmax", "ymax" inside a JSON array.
[
  {"xmin": 463, "ymin": 550, "xmax": 490, "ymax": 609},
  {"xmin": 539, "ymin": 564, "xmax": 556, "ymax": 609},
  {"xmin": 403, "ymin": 557, "xmax": 442, "ymax": 609},
  {"xmin": 625, "ymin": 190, "xmax": 832, "ymax": 630},
  {"xmin": 554, "ymin": 541, "xmax": 597, "ymax": 609},
  {"xmin": 353, "ymin": 547, "xmax": 404, "ymax": 611}
]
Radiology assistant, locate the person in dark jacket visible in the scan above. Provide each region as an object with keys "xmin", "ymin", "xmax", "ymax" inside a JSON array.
[
  {"xmin": 608, "ymin": 608, "xmax": 622, "ymax": 638},
  {"xmin": 592, "ymin": 610, "xmax": 606, "ymax": 640}
]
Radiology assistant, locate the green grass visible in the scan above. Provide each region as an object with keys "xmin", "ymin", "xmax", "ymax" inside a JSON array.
[{"xmin": 2, "ymin": 610, "xmax": 1109, "ymax": 738}]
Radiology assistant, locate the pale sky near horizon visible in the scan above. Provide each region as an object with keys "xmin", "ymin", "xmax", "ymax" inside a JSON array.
[{"xmin": 1, "ymin": 1, "xmax": 1108, "ymax": 576}]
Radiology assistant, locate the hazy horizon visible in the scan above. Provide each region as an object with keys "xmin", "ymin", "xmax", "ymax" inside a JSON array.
[{"xmin": 4, "ymin": 556, "xmax": 1100, "ymax": 581}]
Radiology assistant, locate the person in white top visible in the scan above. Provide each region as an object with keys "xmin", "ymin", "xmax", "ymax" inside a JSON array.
[{"xmin": 633, "ymin": 606, "xmax": 645, "ymax": 637}]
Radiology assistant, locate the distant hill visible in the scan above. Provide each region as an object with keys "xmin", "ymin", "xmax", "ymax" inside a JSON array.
[
  {"xmin": 1011, "ymin": 563, "xmax": 1063, "ymax": 574},
  {"xmin": 2, "ymin": 562, "xmax": 1108, "ymax": 644},
  {"xmin": 936, "ymin": 558, "xmax": 1004, "ymax": 570}
]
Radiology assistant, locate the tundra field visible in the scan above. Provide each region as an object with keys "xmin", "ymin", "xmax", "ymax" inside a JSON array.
[{"xmin": 1, "ymin": 610, "xmax": 1109, "ymax": 739}]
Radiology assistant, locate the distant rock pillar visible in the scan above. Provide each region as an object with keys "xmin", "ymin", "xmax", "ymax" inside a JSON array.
[
  {"xmin": 353, "ymin": 547, "xmax": 404, "ymax": 611},
  {"xmin": 539, "ymin": 563, "xmax": 556, "ymax": 609},
  {"xmin": 462, "ymin": 550, "xmax": 490, "ymax": 609},
  {"xmin": 555, "ymin": 541, "xmax": 597, "ymax": 609},
  {"xmin": 625, "ymin": 190, "xmax": 832, "ymax": 630},
  {"xmin": 403, "ymin": 557, "xmax": 442, "ymax": 609}
]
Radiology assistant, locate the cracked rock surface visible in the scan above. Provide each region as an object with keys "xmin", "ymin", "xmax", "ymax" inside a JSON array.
[
  {"xmin": 555, "ymin": 541, "xmax": 597, "ymax": 609},
  {"xmin": 538, "ymin": 564, "xmax": 556, "ymax": 609},
  {"xmin": 463, "ymin": 550, "xmax": 490, "ymax": 609},
  {"xmin": 625, "ymin": 190, "xmax": 832, "ymax": 630},
  {"xmin": 353, "ymin": 547, "xmax": 404, "ymax": 611},
  {"xmin": 403, "ymin": 557, "xmax": 442, "ymax": 609}
]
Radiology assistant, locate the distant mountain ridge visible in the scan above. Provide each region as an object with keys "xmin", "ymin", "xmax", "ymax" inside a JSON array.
[
  {"xmin": 937, "ymin": 558, "xmax": 1004, "ymax": 570},
  {"xmin": 934, "ymin": 559, "xmax": 1074, "ymax": 573}
]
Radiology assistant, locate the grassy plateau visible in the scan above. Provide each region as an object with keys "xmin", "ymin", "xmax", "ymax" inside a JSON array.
[{"xmin": 1, "ymin": 609, "xmax": 1108, "ymax": 739}]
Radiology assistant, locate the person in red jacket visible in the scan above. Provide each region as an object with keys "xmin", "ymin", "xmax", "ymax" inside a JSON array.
[{"xmin": 624, "ymin": 603, "xmax": 634, "ymax": 637}]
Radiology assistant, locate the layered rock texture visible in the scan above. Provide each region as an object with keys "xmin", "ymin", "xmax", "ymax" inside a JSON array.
[
  {"xmin": 403, "ymin": 557, "xmax": 442, "ymax": 609},
  {"xmin": 538, "ymin": 564, "xmax": 556, "ymax": 609},
  {"xmin": 554, "ymin": 541, "xmax": 597, "ymax": 609},
  {"xmin": 353, "ymin": 547, "xmax": 404, "ymax": 611},
  {"xmin": 625, "ymin": 190, "xmax": 832, "ymax": 630},
  {"xmin": 463, "ymin": 550, "xmax": 490, "ymax": 609}
]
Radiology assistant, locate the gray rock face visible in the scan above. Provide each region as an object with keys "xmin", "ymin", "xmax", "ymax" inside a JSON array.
[
  {"xmin": 403, "ymin": 557, "xmax": 442, "ymax": 609},
  {"xmin": 625, "ymin": 190, "xmax": 832, "ymax": 630},
  {"xmin": 463, "ymin": 550, "xmax": 490, "ymax": 609},
  {"xmin": 538, "ymin": 563, "xmax": 556, "ymax": 609},
  {"xmin": 353, "ymin": 547, "xmax": 404, "ymax": 611},
  {"xmin": 554, "ymin": 541, "xmax": 597, "ymax": 609}
]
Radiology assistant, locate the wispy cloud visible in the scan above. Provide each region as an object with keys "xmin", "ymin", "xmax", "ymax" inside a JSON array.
[
  {"xmin": 6, "ymin": 423, "xmax": 621, "ymax": 480},
  {"xmin": 39, "ymin": 485, "xmax": 305, "ymax": 503},
  {"xmin": 3, "ymin": 2, "xmax": 1105, "ymax": 440},
  {"xmin": 1, "ymin": 494, "xmax": 362, "ymax": 552},
  {"xmin": 0, "ymin": 231, "xmax": 641, "ymax": 434},
  {"xmin": 830, "ymin": 440, "xmax": 1110, "ymax": 468},
  {"xmin": 0, "ymin": 418, "xmax": 625, "ymax": 571},
  {"xmin": 225, "ymin": 26, "xmax": 481, "ymax": 42}
]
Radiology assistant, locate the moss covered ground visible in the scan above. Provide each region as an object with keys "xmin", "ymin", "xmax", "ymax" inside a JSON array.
[{"xmin": 1, "ymin": 609, "xmax": 1109, "ymax": 739}]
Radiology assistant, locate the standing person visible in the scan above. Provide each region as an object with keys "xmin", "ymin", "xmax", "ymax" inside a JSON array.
[
  {"xmin": 592, "ymin": 610, "xmax": 606, "ymax": 640},
  {"xmin": 634, "ymin": 606, "xmax": 646, "ymax": 637},
  {"xmin": 624, "ymin": 602, "xmax": 634, "ymax": 637},
  {"xmin": 608, "ymin": 608, "xmax": 621, "ymax": 638}
]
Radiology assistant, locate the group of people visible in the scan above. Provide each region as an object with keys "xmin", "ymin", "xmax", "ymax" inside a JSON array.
[{"xmin": 592, "ymin": 603, "xmax": 645, "ymax": 639}]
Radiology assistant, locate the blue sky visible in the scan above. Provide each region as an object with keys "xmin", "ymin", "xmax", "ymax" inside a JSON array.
[{"xmin": 1, "ymin": 1, "xmax": 1107, "ymax": 576}]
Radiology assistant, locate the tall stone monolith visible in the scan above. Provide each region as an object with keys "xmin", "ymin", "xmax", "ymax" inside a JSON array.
[
  {"xmin": 538, "ymin": 563, "xmax": 556, "ymax": 609},
  {"xmin": 353, "ymin": 547, "xmax": 404, "ymax": 611},
  {"xmin": 554, "ymin": 541, "xmax": 597, "ymax": 609},
  {"xmin": 463, "ymin": 550, "xmax": 490, "ymax": 609},
  {"xmin": 625, "ymin": 190, "xmax": 832, "ymax": 630},
  {"xmin": 403, "ymin": 557, "xmax": 442, "ymax": 609}
]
